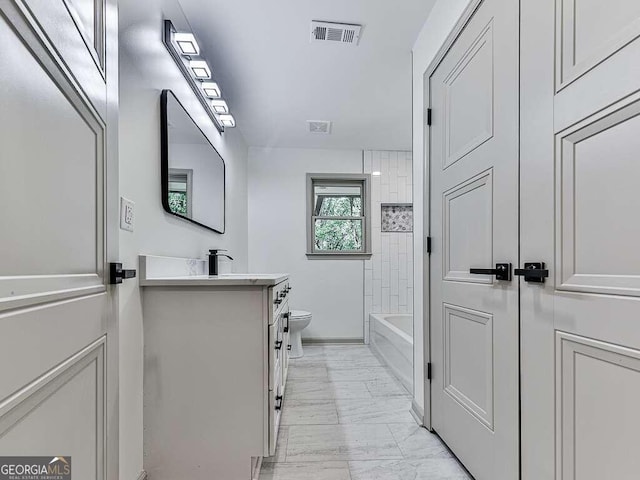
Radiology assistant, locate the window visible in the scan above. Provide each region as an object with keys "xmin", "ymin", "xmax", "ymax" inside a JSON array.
[
  {"xmin": 168, "ymin": 169, "xmax": 193, "ymax": 218},
  {"xmin": 307, "ymin": 174, "xmax": 371, "ymax": 257}
]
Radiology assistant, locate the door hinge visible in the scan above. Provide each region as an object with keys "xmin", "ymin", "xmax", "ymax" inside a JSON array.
[
  {"xmin": 427, "ymin": 108, "xmax": 432, "ymax": 126},
  {"xmin": 426, "ymin": 236, "xmax": 432, "ymax": 255},
  {"xmin": 426, "ymin": 362, "xmax": 432, "ymax": 381}
]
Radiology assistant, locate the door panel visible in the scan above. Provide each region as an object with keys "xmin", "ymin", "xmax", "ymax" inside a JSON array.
[
  {"xmin": 443, "ymin": 170, "xmax": 493, "ymax": 284},
  {"xmin": 444, "ymin": 22, "xmax": 494, "ymax": 169},
  {"xmin": 0, "ymin": 13, "xmax": 103, "ymax": 278},
  {"xmin": 0, "ymin": 339, "xmax": 105, "ymax": 480},
  {"xmin": 443, "ymin": 304, "xmax": 494, "ymax": 429},
  {"xmin": 558, "ymin": 0, "xmax": 640, "ymax": 89},
  {"xmin": 556, "ymin": 100, "xmax": 640, "ymax": 295},
  {"xmin": 429, "ymin": 0, "xmax": 519, "ymax": 479},
  {"xmin": 521, "ymin": 0, "xmax": 640, "ymax": 478},
  {"xmin": 0, "ymin": 0, "xmax": 116, "ymax": 478},
  {"xmin": 556, "ymin": 333, "xmax": 640, "ymax": 480}
]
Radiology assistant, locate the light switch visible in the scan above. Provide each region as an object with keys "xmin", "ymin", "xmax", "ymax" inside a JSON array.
[{"xmin": 120, "ymin": 197, "xmax": 135, "ymax": 232}]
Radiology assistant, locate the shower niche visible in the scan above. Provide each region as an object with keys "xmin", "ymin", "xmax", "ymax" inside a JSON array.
[{"xmin": 381, "ymin": 203, "xmax": 413, "ymax": 232}]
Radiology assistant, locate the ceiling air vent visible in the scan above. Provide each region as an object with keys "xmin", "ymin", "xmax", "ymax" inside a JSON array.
[
  {"xmin": 307, "ymin": 120, "xmax": 332, "ymax": 135},
  {"xmin": 311, "ymin": 21, "xmax": 362, "ymax": 46}
]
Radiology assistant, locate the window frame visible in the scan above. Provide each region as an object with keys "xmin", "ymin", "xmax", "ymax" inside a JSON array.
[
  {"xmin": 306, "ymin": 173, "xmax": 372, "ymax": 259},
  {"xmin": 168, "ymin": 168, "xmax": 193, "ymax": 218}
]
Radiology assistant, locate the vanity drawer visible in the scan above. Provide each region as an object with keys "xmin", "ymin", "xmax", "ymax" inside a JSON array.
[
  {"xmin": 268, "ymin": 317, "xmax": 284, "ymax": 390},
  {"xmin": 271, "ymin": 282, "xmax": 291, "ymax": 319},
  {"xmin": 268, "ymin": 381, "xmax": 284, "ymax": 456}
]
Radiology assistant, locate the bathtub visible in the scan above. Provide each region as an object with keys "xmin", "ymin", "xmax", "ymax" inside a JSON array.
[{"xmin": 369, "ymin": 313, "xmax": 413, "ymax": 392}]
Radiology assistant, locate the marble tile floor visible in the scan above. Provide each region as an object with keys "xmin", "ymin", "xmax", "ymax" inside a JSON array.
[{"xmin": 260, "ymin": 345, "xmax": 472, "ymax": 480}]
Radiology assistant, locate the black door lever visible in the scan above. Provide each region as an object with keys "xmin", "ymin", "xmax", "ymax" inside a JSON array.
[
  {"xmin": 109, "ymin": 263, "xmax": 137, "ymax": 285},
  {"xmin": 514, "ymin": 262, "xmax": 549, "ymax": 283},
  {"xmin": 469, "ymin": 263, "xmax": 512, "ymax": 281}
]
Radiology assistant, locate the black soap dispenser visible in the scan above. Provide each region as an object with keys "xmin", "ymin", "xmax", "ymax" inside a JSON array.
[{"xmin": 208, "ymin": 249, "xmax": 233, "ymax": 276}]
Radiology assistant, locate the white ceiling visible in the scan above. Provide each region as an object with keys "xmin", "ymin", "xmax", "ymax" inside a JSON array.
[{"xmin": 176, "ymin": 0, "xmax": 436, "ymax": 150}]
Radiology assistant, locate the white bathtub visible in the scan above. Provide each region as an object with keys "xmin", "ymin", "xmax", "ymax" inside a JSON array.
[{"xmin": 369, "ymin": 313, "xmax": 413, "ymax": 392}]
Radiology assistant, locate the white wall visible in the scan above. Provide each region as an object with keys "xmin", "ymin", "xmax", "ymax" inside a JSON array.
[
  {"xmin": 363, "ymin": 151, "xmax": 414, "ymax": 344},
  {"xmin": 248, "ymin": 147, "xmax": 364, "ymax": 341},
  {"xmin": 118, "ymin": 2, "xmax": 249, "ymax": 479},
  {"xmin": 412, "ymin": 0, "xmax": 473, "ymax": 414},
  {"xmin": 171, "ymin": 143, "xmax": 225, "ymax": 229}
]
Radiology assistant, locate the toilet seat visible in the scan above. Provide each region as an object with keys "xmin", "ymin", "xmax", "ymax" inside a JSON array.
[{"xmin": 290, "ymin": 310, "xmax": 311, "ymax": 320}]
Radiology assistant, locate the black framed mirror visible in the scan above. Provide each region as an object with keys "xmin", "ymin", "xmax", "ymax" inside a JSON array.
[{"xmin": 161, "ymin": 89, "xmax": 226, "ymax": 233}]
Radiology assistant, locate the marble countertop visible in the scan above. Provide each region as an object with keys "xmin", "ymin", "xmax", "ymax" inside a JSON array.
[
  {"xmin": 139, "ymin": 273, "xmax": 289, "ymax": 287},
  {"xmin": 139, "ymin": 255, "xmax": 288, "ymax": 287}
]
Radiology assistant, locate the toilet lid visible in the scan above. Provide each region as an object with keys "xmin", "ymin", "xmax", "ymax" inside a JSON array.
[{"xmin": 290, "ymin": 310, "xmax": 311, "ymax": 319}]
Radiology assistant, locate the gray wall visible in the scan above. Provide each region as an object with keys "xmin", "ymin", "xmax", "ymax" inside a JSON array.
[{"xmin": 118, "ymin": 1, "xmax": 249, "ymax": 478}]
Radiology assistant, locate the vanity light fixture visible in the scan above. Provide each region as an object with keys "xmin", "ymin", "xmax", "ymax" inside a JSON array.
[
  {"xmin": 219, "ymin": 114, "xmax": 236, "ymax": 128},
  {"xmin": 201, "ymin": 82, "xmax": 221, "ymax": 98},
  {"xmin": 210, "ymin": 99, "xmax": 229, "ymax": 114},
  {"xmin": 163, "ymin": 19, "xmax": 236, "ymax": 132},
  {"xmin": 174, "ymin": 32, "xmax": 200, "ymax": 56},
  {"xmin": 189, "ymin": 60, "xmax": 211, "ymax": 79},
  {"xmin": 372, "ymin": 171, "xmax": 382, "ymax": 176}
]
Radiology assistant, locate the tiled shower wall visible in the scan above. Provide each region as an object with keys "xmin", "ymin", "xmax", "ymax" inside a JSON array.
[{"xmin": 363, "ymin": 150, "xmax": 414, "ymax": 343}]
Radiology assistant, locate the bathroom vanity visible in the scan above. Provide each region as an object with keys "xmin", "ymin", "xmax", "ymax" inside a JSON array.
[{"xmin": 139, "ymin": 255, "xmax": 291, "ymax": 480}]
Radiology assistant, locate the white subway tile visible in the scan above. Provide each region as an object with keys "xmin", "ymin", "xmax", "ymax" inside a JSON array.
[
  {"xmin": 381, "ymin": 182, "xmax": 390, "ymax": 200},
  {"xmin": 389, "ymin": 168, "xmax": 398, "ymax": 193},
  {"xmin": 390, "ymin": 268, "xmax": 399, "ymax": 295},
  {"xmin": 365, "ymin": 269, "xmax": 373, "ymax": 295},
  {"xmin": 372, "ymin": 152, "xmax": 381, "ymax": 173},
  {"xmin": 381, "ymin": 261, "xmax": 390, "ymax": 287},
  {"xmin": 390, "ymin": 244, "xmax": 399, "ymax": 270},
  {"xmin": 399, "ymin": 253, "xmax": 407, "ymax": 279},
  {"xmin": 382, "ymin": 288, "xmax": 390, "ymax": 311},
  {"xmin": 398, "ymin": 180, "xmax": 407, "ymax": 201},
  {"xmin": 390, "ymin": 151, "xmax": 398, "ymax": 170},
  {"xmin": 398, "ymin": 238, "xmax": 407, "ymax": 254},
  {"xmin": 399, "ymin": 278, "xmax": 408, "ymax": 305},
  {"xmin": 364, "ymin": 151, "xmax": 372, "ymax": 173},
  {"xmin": 373, "ymin": 278, "xmax": 382, "ymax": 306},
  {"xmin": 373, "ymin": 254, "xmax": 382, "ymax": 279},
  {"xmin": 390, "ymin": 295, "xmax": 399, "ymax": 312}
]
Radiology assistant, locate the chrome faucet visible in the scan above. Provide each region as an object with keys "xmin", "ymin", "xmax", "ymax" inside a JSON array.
[{"xmin": 208, "ymin": 249, "xmax": 233, "ymax": 276}]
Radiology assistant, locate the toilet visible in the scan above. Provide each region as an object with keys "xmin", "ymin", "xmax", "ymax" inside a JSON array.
[{"xmin": 288, "ymin": 310, "xmax": 312, "ymax": 358}]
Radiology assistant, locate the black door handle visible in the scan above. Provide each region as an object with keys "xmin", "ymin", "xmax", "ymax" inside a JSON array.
[
  {"xmin": 514, "ymin": 262, "xmax": 549, "ymax": 283},
  {"xmin": 469, "ymin": 263, "xmax": 512, "ymax": 281},
  {"xmin": 109, "ymin": 263, "xmax": 137, "ymax": 284}
]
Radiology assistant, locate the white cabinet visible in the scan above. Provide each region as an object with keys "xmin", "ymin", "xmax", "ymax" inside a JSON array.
[{"xmin": 139, "ymin": 255, "xmax": 290, "ymax": 480}]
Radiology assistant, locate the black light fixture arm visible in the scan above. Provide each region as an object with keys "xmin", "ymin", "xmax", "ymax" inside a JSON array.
[{"xmin": 162, "ymin": 19, "xmax": 225, "ymax": 133}]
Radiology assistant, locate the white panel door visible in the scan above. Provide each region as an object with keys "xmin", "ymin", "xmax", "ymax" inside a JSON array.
[
  {"xmin": 521, "ymin": 0, "xmax": 640, "ymax": 479},
  {"xmin": 428, "ymin": 0, "xmax": 519, "ymax": 479},
  {"xmin": 0, "ymin": 0, "xmax": 118, "ymax": 478}
]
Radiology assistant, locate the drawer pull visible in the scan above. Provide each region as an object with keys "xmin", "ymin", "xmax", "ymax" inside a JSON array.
[
  {"xmin": 275, "ymin": 395, "xmax": 283, "ymax": 410},
  {"xmin": 275, "ymin": 340, "xmax": 283, "ymax": 350}
]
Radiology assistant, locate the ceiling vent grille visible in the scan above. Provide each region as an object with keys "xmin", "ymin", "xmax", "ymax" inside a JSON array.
[
  {"xmin": 311, "ymin": 21, "xmax": 362, "ymax": 46},
  {"xmin": 307, "ymin": 120, "xmax": 332, "ymax": 134}
]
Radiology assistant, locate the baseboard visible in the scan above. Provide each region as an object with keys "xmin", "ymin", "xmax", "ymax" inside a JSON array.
[
  {"xmin": 410, "ymin": 399, "xmax": 424, "ymax": 426},
  {"xmin": 302, "ymin": 338, "xmax": 364, "ymax": 345},
  {"xmin": 136, "ymin": 472, "xmax": 147, "ymax": 480}
]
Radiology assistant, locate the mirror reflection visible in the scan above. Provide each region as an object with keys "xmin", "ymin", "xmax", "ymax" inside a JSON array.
[{"xmin": 162, "ymin": 90, "xmax": 225, "ymax": 233}]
